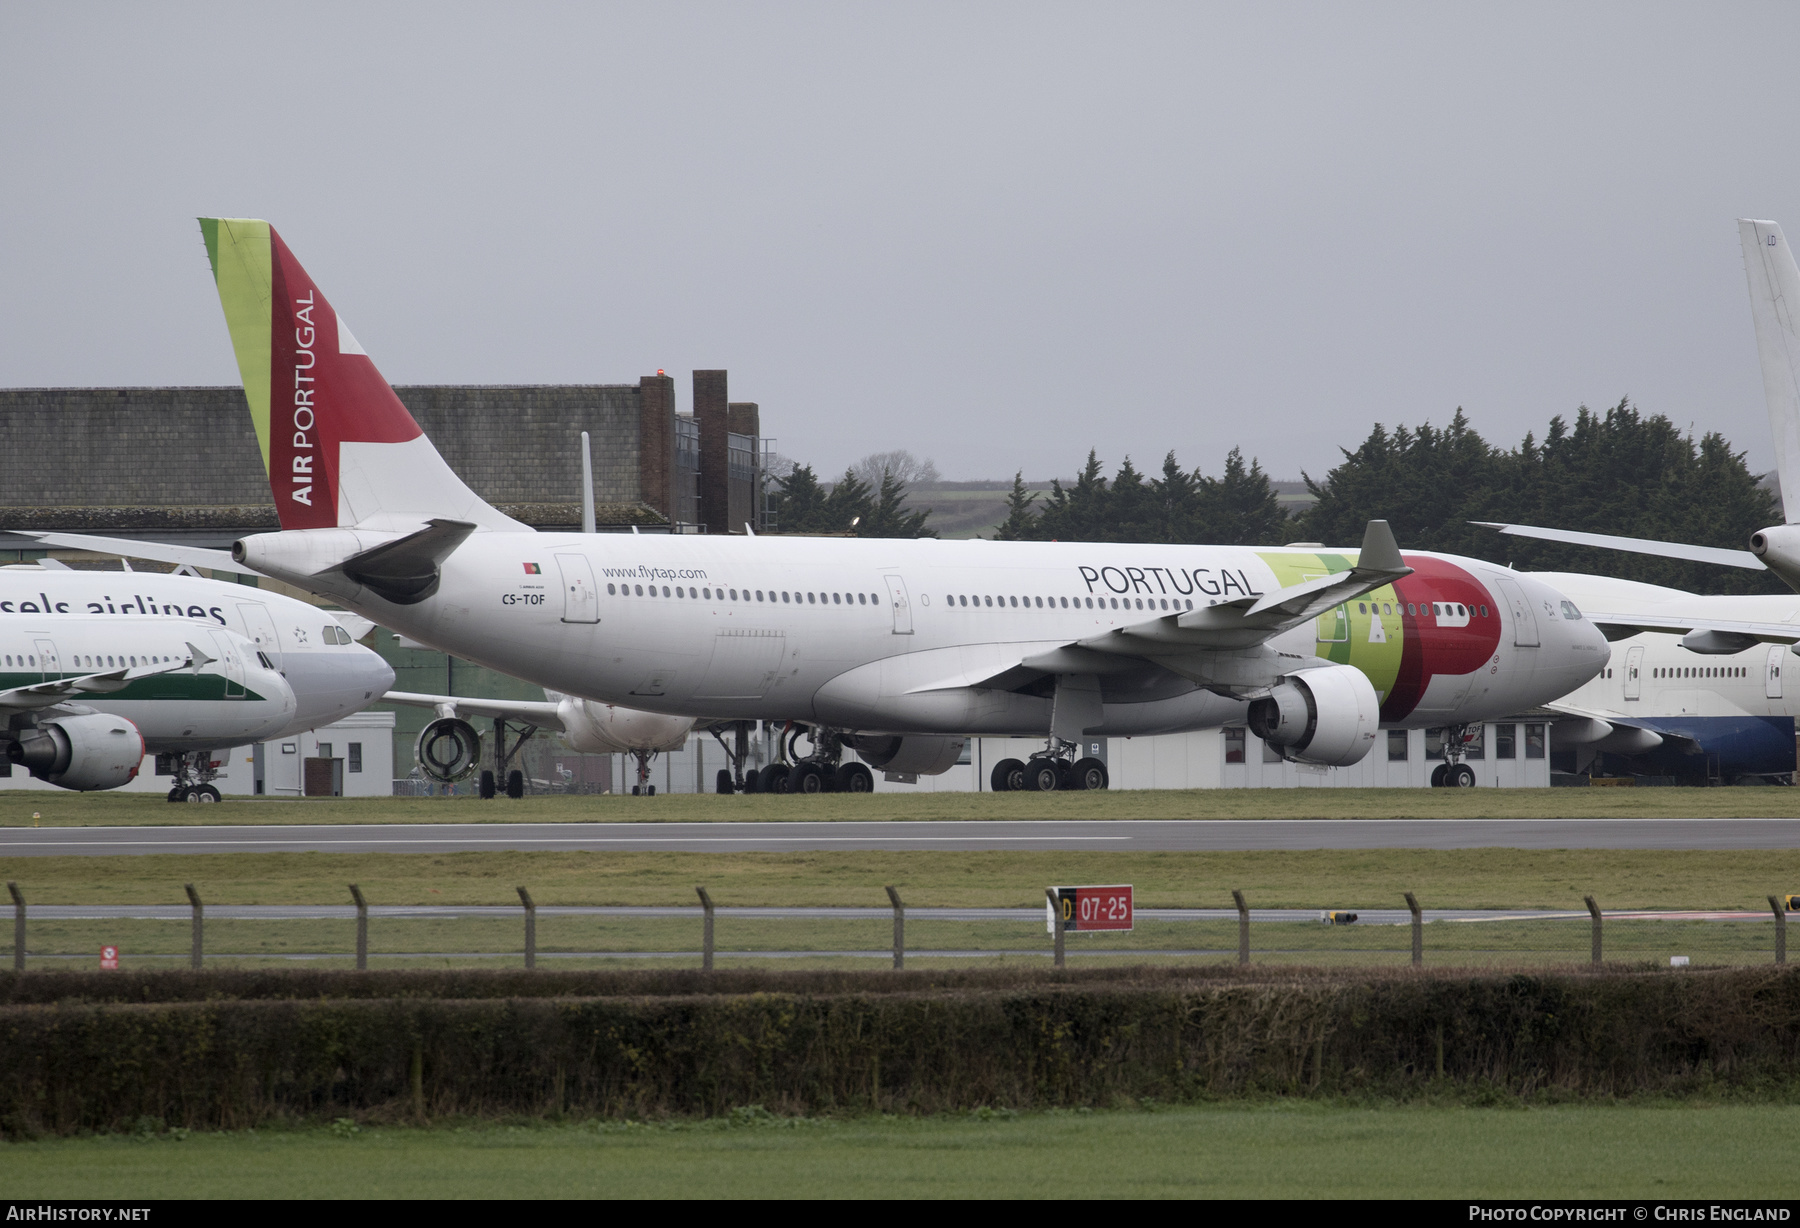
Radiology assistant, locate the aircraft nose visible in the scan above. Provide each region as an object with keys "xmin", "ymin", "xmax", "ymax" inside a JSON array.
[{"xmin": 357, "ymin": 645, "xmax": 397, "ymax": 696}]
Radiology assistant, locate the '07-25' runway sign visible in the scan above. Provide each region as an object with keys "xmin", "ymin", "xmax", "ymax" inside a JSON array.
[{"xmin": 1046, "ymin": 885, "xmax": 1133, "ymax": 932}]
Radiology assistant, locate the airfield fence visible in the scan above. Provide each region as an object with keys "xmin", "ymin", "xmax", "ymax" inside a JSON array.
[{"xmin": 3, "ymin": 881, "xmax": 1792, "ymax": 972}]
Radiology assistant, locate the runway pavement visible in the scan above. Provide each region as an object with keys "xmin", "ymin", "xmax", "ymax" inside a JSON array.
[{"xmin": 3, "ymin": 817, "xmax": 1799, "ymax": 856}]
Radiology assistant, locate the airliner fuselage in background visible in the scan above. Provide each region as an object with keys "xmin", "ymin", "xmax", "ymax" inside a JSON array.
[{"xmin": 205, "ymin": 216, "xmax": 1609, "ymax": 786}]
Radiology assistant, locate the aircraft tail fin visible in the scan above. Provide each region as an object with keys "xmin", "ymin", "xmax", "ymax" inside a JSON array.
[
  {"xmin": 1739, "ymin": 219, "xmax": 1800, "ymax": 523},
  {"xmin": 198, "ymin": 218, "xmax": 524, "ymax": 533}
]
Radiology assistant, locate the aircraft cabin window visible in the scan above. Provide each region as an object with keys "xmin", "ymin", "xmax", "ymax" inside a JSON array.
[{"xmin": 607, "ymin": 584, "xmax": 616, "ymax": 595}]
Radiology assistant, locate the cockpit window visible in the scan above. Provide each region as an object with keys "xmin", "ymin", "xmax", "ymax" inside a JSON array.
[
  {"xmin": 1561, "ymin": 601, "xmax": 1582, "ymax": 620},
  {"xmin": 257, "ymin": 651, "xmax": 275, "ymax": 669}
]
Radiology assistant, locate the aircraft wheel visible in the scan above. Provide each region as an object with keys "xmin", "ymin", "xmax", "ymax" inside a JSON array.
[
  {"xmin": 478, "ymin": 770, "xmax": 496, "ymax": 800},
  {"xmin": 1025, "ymin": 759, "xmax": 1061, "ymax": 792},
  {"xmin": 1452, "ymin": 763, "xmax": 1477, "ymax": 788},
  {"xmin": 991, "ymin": 758, "xmax": 1025, "ymax": 793},
  {"xmin": 835, "ymin": 761, "xmax": 874, "ymax": 793},
  {"xmin": 166, "ymin": 787, "xmax": 184, "ymax": 803},
  {"xmin": 716, "ymin": 769, "xmax": 735, "ymax": 795},
  {"xmin": 630, "ymin": 785, "xmax": 641, "ymax": 796},
  {"xmin": 741, "ymin": 767, "xmax": 762, "ymax": 794},
  {"xmin": 1429, "ymin": 764, "xmax": 1448, "ymax": 788},
  {"xmin": 757, "ymin": 763, "xmax": 789, "ymax": 793},
  {"xmin": 789, "ymin": 761, "xmax": 827, "ymax": 793},
  {"xmin": 1071, "ymin": 757, "xmax": 1109, "ymax": 791},
  {"xmin": 192, "ymin": 785, "xmax": 220, "ymax": 803},
  {"xmin": 646, "ymin": 784, "xmax": 656, "ymax": 796},
  {"xmin": 506, "ymin": 770, "xmax": 525, "ymax": 799},
  {"xmin": 182, "ymin": 786, "xmax": 204, "ymax": 803}
]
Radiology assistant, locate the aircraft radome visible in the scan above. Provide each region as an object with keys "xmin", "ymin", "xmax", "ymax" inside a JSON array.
[{"xmin": 198, "ymin": 217, "xmax": 1609, "ymax": 792}]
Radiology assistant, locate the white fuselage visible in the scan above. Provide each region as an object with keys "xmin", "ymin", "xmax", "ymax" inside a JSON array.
[
  {"xmin": 0, "ymin": 567, "xmax": 393, "ymax": 736},
  {"xmin": 0, "ymin": 616, "xmax": 297, "ymax": 752},
  {"xmin": 245, "ymin": 531, "xmax": 1607, "ymax": 739},
  {"xmin": 1534, "ymin": 572, "xmax": 1800, "ymax": 722}
]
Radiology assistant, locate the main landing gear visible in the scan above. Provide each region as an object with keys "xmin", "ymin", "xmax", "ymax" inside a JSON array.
[
  {"xmin": 712, "ymin": 722, "xmax": 876, "ymax": 795},
  {"xmin": 988, "ymin": 740, "xmax": 1109, "ymax": 792},
  {"xmin": 477, "ymin": 716, "xmax": 534, "ymax": 800},
  {"xmin": 160, "ymin": 751, "xmax": 223, "ymax": 803},
  {"xmin": 1429, "ymin": 724, "xmax": 1479, "ymax": 788}
]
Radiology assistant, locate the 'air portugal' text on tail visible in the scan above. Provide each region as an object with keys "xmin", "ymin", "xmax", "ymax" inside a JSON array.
[{"xmin": 199, "ymin": 218, "xmax": 522, "ymax": 534}]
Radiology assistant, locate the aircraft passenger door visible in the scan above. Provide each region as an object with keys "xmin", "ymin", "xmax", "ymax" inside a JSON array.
[
  {"xmin": 1767, "ymin": 645, "xmax": 1785, "ymax": 700},
  {"xmin": 238, "ymin": 603, "xmax": 282, "ymax": 670},
  {"xmin": 883, "ymin": 575, "xmax": 914, "ymax": 635},
  {"xmin": 556, "ymin": 555, "xmax": 600, "ymax": 624},
  {"xmin": 1623, "ymin": 645, "xmax": 1644, "ymax": 701},
  {"xmin": 33, "ymin": 639, "xmax": 60, "ymax": 682},
  {"xmin": 1495, "ymin": 577, "xmax": 1539, "ymax": 647},
  {"xmin": 210, "ymin": 632, "xmax": 245, "ymax": 698}
]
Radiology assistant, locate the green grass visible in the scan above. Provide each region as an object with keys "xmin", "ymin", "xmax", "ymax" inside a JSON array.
[
  {"xmin": 20, "ymin": 914, "xmax": 1786, "ymax": 973},
  {"xmin": 4, "ymin": 784, "xmax": 1796, "ymax": 826},
  {"xmin": 4, "ymin": 847, "xmax": 1797, "ymax": 910},
  {"xmin": 5, "ymin": 1103, "xmax": 1798, "ymax": 1198}
]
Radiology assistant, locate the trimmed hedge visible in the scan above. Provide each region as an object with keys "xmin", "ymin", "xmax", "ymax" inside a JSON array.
[{"xmin": 2, "ymin": 967, "xmax": 1797, "ymax": 1134}]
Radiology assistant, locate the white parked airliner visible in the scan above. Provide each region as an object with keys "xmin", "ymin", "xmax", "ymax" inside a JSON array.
[{"xmin": 194, "ymin": 218, "xmax": 1608, "ymax": 791}]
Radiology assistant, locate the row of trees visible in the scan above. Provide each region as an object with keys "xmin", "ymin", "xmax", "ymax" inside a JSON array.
[{"xmin": 767, "ymin": 400, "xmax": 1783, "ymax": 592}]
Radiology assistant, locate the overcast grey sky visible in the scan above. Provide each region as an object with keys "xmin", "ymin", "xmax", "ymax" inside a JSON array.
[{"xmin": 4, "ymin": 3, "xmax": 1799, "ymax": 484}]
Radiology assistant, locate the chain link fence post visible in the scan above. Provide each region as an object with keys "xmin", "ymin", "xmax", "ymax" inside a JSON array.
[
  {"xmin": 1770, "ymin": 896, "xmax": 1787, "ymax": 966},
  {"xmin": 1404, "ymin": 891, "xmax": 1422, "ymax": 967},
  {"xmin": 517, "ymin": 887, "xmax": 536, "ymax": 970},
  {"xmin": 1584, "ymin": 895, "xmax": 1602, "ymax": 966},
  {"xmin": 349, "ymin": 884, "xmax": 368, "ymax": 970},
  {"xmin": 185, "ymin": 883, "xmax": 203, "ymax": 971},
  {"xmin": 696, "ymin": 886, "xmax": 714, "ymax": 972},
  {"xmin": 884, "ymin": 886, "xmax": 904, "ymax": 970},
  {"xmin": 7, "ymin": 882, "xmax": 22, "ymax": 973},
  {"xmin": 1232, "ymin": 890, "xmax": 1250, "ymax": 965}
]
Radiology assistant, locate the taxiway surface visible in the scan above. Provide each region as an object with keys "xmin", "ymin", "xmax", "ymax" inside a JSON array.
[{"xmin": 2, "ymin": 817, "xmax": 1798, "ymax": 856}]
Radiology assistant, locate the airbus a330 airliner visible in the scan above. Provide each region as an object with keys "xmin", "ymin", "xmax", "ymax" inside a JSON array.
[{"xmin": 198, "ymin": 218, "xmax": 1608, "ymax": 792}]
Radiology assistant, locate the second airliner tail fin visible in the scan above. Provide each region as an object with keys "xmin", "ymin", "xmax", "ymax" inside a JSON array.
[{"xmin": 1739, "ymin": 218, "xmax": 1800, "ymax": 523}]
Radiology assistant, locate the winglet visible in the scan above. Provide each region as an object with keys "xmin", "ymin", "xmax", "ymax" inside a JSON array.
[
  {"xmin": 185, "ymin": 642, "xmax": 216, "ymax": 673},
  {"xmin": 1358, "ymin": 520, "xmax": 1404, "ymax": 572}
]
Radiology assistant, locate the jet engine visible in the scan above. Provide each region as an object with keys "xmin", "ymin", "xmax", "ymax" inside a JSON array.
[
  {"xmin": 847, "ymin": 735, "xmax": 967, "ymax": 777},
  {"xmin": 554, "ymin": 695, "xmax": 693, "ymax": 755},
  {"xmin": 415, "ymin": 716, "xmax": 481, "ymax": 783},
  {"xmin": 1751, "ymin": 524, "xmax": 1800, "ymax": 595},
  {"xmin": 1244, "ymin": 664, "xmax": 1381, "ymax": 767},
  {"xmin": 7, "ymin": 714, "xmax": 145, "ymax": 791}
]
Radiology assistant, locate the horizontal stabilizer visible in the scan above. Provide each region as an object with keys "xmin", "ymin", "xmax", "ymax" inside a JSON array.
[
  {"xmin": 321, "ymin": 519, "xmax": 477, "ymax": 606},
  {"xmin": 1471, "ymin": 522, "xmax": 1764, "ymax": 570},
  {"xmin": 12, "ymin": 532, "xmax": 245, "ymax": 575}
]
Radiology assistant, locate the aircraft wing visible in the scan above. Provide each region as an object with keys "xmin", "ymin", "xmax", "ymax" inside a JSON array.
[
  {"xmin": 1583, "ymin": 609, "xmax": 1800, "ymax": 652},
  {"xmin": 1076, "ymin": 519, "xmax": 1412, "ymax": 656},
  {"xmin": 1470, "ymin": 522, "xmax": 1764, "ymax": 570},
  {"xmin": 954, "ymin": 521, "xmax": 1409, "ymax": 692},
  {"xmin": 12, "ymin": 531, "xmax": 247, "ymax": 575},
  {"xmin": 0, "ymin": 645, "xmax": 214, "ymax": 713},
  {"xmin": 382, "ymin": 690, "xmax": 567, "ymax": 732}
]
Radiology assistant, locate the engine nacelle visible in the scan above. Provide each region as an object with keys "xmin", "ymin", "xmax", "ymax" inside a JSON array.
[
  {"xmin": 1751, "ymin": 523, "xmax": 1800, "ymax": 595},
  {"xmin": 415, "ymin": 716, "xmax": 481, "ymax": 783},
  {"xmin": 1244, "ymin": 664, "xmax": 1380, "ymax": 767},
  {"xmin": 7, "ymin": 714, "xmax": 144, "ymax": 791},
  {"xmin": 554, "ymin": 696, "xmax": 694, "ymax": 755},
  {"xmin": 848, "ymin": 735, "xmax": 967, "ymax": 777}
]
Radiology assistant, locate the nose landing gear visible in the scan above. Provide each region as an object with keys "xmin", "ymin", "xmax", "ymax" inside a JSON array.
[
  {"xmin": 1429, "ymin": 725, "xmax": 1480, "ymax": 787},
  {"xmin": 160, "ymin": 751, "xmax": 224, "ymax": 803}
]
